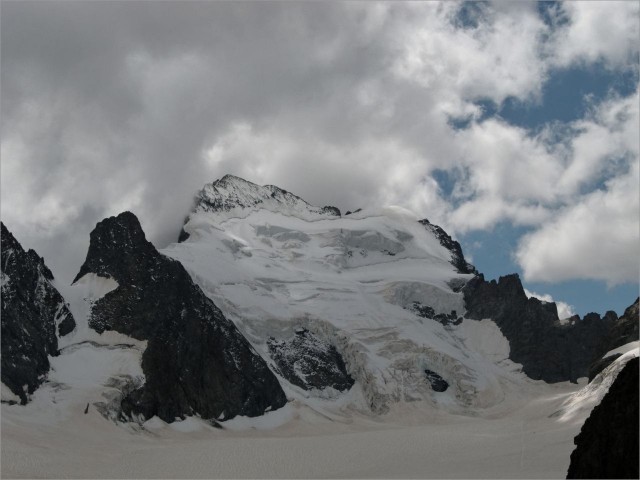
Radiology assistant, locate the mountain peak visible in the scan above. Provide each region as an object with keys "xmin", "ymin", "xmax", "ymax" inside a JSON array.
[
  {"xmin": 73, "ymin": 211, "xmax": 155, "ymax": 284},
  {"xmin": 195, "ymin": 174, "xmax": 340, "ymax": 218},
  {"xmin": 179, "ymin": 175, "xmax": 341, "ymax": 241},
  {"xmin": 216, "ymin": 173, "xmax": 253, "ymax": 185}
]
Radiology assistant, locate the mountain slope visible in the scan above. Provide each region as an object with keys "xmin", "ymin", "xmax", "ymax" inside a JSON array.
[
  {"xmin": 1, "ymin": 223, "xmax": 76, "ymax": 404},
  {"xmin": 167, "ymin": 176, "xmax": 534, "ymax": 415},
  {"xmin": 73, "ymin": 211, "xmax": 287, "ymax": 422},
  {"xmin": 170, "ymin": 175, "xmax": 625, "ymax": 415},
  {"xmin": 179, "ymin": 174, "xmax": 340, "ymax": 241}
]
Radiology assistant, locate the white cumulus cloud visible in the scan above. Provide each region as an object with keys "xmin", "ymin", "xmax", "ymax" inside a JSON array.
[
  {"xmin": 551, "ymin": 1, "xmax": 640, "ymax": 69},
  {"xmin": 516, "ymin": 160, "xmax": 639, "ymax": 285}
]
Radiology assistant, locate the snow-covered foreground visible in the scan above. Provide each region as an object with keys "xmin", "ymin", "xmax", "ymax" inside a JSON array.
[
  {"xmin": 8, "ymin": 344, "xmax": 638, "ymax": 479},
  {"xmin": 2, "ymin": 378, "xmax": 589, "ymax": 479}
]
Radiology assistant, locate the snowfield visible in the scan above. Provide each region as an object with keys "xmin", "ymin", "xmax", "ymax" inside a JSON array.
[
  {"xmin": 1, "ymin": 377, "xmax": 598, "ymax": 479},
  {"xmin": 2, "ymin": 186, "xmax": 634, "ymax": 478},
  {"xmin": 167, "ymin": 207, "xmax": 519, "ymax": 415}
]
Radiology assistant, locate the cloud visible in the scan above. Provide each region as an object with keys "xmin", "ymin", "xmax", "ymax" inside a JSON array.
[
  {"xmin": 0, "ymin": 1, "xmax": 637, "ymax": 289},
  {"xmin": 514, "ymin": 91, "xmax": 639, "ymax": 285},
  {"xmin": 201, "ymin": 121, "xmax": 450, "ymax": 218},
  {"xmin": 394, "ymin": 2, "xmax": 549, "ymax": 105},
  {"xmin": 550, "ymin": 1, "xmax": 640, "ymax": 69},
  {"xmin": 516, "ymin": 160, "xmax": 639, "ymax": 285},
  {"xmin": 558, "ymin": 93, "xmax": 639, "ymax": 194},
  {"xmin": 524, "ymin": 289, "xmax": 576, "ymax": 320}
]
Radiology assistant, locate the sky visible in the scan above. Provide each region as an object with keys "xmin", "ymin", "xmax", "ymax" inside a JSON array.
[{"xmin": 1, "ymin": 1, "xmax": 638, "ymax": 317}]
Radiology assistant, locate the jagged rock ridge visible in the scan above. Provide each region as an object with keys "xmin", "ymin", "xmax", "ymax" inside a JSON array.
[
  {"xmin": 463, "ymin": 273, "xmax": 614, "ymax": 383},
  {"xmin": 418, "ymin": 219, "xmax": 476, "ymax": 274},
  {"xmin": 1, "ymin": 223, "xmax": 75, "ymax": 404},
  {"xmin": 267, "ymin": 328, "xmax": 354, "ymax": 392},
  {"xmin": 74, "ymin": 211, "xmax": 287, "ymax": 422},
  {"xmin": 566, "ymin": 357, "xmax": 639, "ymax": 479},
  {"xmin": 411, "ymin": 301, "xmax": 463, "ymax": 326}
]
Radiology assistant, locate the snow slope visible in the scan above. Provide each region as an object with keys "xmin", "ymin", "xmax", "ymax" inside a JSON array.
[
  {"xmin": 1, "ymin": 379, "xmax": 589, "ymax": 479},
  {"xmin": 11, "ymin": 273, "xmax": 148, "ymax": 423},
  {"xmin": 164, "ymin": 177, "xmax": 562, "ymax": 417}
]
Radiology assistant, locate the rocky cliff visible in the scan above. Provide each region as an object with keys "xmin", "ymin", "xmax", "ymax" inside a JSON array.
[
  {"xmin": 418, "ymin": 219, "xmax": 476, "ymax": 275},
  {"xmin": 463, "ymin": 273, "xmax": 614, "ymax": 383},
  {"xmin": 74, "ymin": 211, "xmax": 287, "ymax": 422},
  {"xmin": 1, "ymin": 223, "xmax": 75, "ymax": 404},
  {"xmin": 588, "ymin": 298, "xmax": 639, "ymax": 380},
  {"xmin": 567, "ymin": 357, "xmax": 639, "ymax": 479}
]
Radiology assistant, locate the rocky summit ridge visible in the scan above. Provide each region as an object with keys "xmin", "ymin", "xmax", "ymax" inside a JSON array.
[{"xmin": 179, "ymin": 175, "xmax": 341, "ymax": 242}]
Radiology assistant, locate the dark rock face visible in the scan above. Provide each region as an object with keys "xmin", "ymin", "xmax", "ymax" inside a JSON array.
[
  {"xmin": 177, "ymin": 228, "xmax": 190, "ymax": 243},
  {"xmin": 424, "ymin": 369, "xmax": 449, "ymax": 392},
  {"xmin": 267, "ymin": 328, "xmax": 354, "ymax": 392},
  {"xmin": 418, "ymin": 219, "xmax": 476, "ymax": 274},
  {"xmin": 609, "ymin": 298, "xmax": 639, "ymax": 347},
  {"xmin": 1, "ymin": 223, "xmax": 75, "ymax": 404},
  {"xmin": 177, "ymin": 215, "xmax": 191, "ymax": 243},
  {"xmin": 567, "ymin": 357, "xmax": 639, "ymax": 479},
  {"xmin": 321, "ymin": 206, "xmax": 341, "ymax": 217},
  {"xmin": 588, "ymin": 298, "xmax": 639, "ymax": 381},
  {"xmin": 411, "ymin": 302, "xmax": 462, "ymax": 326},
  {"xmin": 74, "ymin": 211, "xmax": 287, "ymax": 422},
  {"xmin": 463, "ymin": 274, "xmax": 614, "ymax": 383}
]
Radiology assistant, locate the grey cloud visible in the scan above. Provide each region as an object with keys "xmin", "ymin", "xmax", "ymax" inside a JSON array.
[
  {"xmin": 1, "ymin": 2, "xmax": 411, "ymax": 281},
  {"xmin": 1, "ymin": 1, "xmax": 637, "ymax": 286}
]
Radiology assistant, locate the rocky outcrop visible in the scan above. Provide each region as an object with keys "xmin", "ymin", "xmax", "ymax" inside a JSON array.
[
  {"xmin": 321, "ymin": 206, "xmax": 341, "ymax": 217},
  {"xmin": 74, "ymin": 211, "xmax": 287, "ymax": 422},
  {"xmin": 418, "ymin": 219, "xmax": 476, "ymax": 274},
  {"xmin": 608, "ymin": 298, "xmax": 639, "ymax": 347},
  {"xmin": 267, "ymin": 328, "xmax": 354, "ymax": 392},
  {"xmin": 424, "ymin": 369, "xmax": 449, "ymax": 392},
  {"xmin": 463, "ymin": 274, "xmax": 613, "ymax": 383},
  {"xmin": 1, "ymin": 223, "xmax": 75, "ymax": 404},
  {"xmin": 567, "ymin": 357, "xmax": 639, "ymax": 479},
  {"xmin": 411, "ymin": 302, "xmax": 462, "ymax": 326},
  {"xmin": 588, "ymin": 298, "xmax": 639, "ymax": 381}
]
